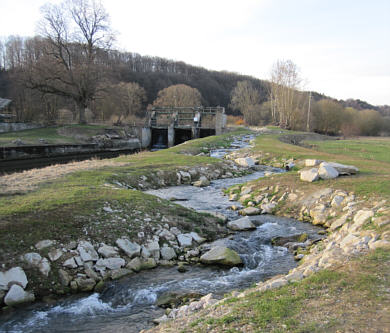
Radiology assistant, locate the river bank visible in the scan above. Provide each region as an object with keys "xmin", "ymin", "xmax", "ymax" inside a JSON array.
[
  {"xmin": 1, "ymin": 128, "xmax": 389, "ymax": 332},
  {"xmin": 146, "ymin": 128, "xmax": 390, "ymax": 333},
  {"xmin": 0, "ymin": 129, "xmax": 255, "ymax": 309}
]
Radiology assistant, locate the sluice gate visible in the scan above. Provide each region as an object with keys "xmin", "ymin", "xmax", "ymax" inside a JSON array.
[{"xmin": 147, "ymin": 106, "xmax": 226, "ymax": 149}]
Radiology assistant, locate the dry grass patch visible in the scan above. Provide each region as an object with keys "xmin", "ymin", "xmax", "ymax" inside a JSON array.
[{"xmin": 0, "ymin": 158, "xmax": 129, "ymax": 195}]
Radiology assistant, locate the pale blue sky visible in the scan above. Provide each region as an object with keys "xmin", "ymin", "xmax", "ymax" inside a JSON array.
[{"xmin": 1, "ymin": 0, "xmax": 389, "ymax": 105}]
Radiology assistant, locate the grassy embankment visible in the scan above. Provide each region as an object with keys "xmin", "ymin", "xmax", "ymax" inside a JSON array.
[
  {"xmin": 152, "ymin": 130, "xmax": 390, "ymax": 332},
  {"xmin": 0, "ymin": 128, "xmax": 250, "ymax": 265},
  {"xmin": 0, "ymin": 124, "xmax": 111, "ymax": 146}
]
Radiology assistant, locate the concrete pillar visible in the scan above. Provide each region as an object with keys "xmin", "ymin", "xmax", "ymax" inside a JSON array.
[
  {"xmin": 215, "ymin": 111, "xmax": 223, "ymax": 135},
  {"xmin": 191, "ymin": 126, "xmax": 199, "ymax": 140},
  {"xmin": 168, "ymin": 124, "xmax": 175, "ymax": 147},
  {"xmin": 141, "ymin": 127, "xmax": 152, "ymax": 148}
]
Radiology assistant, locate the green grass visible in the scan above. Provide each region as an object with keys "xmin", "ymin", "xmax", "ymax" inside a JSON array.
[
  {"xmin": 251, "ymin": 132, "xmax": 390, "ymax": 198},
  {"xmin": 184, "ymin": 248, "xmax": 390, "ymax": 332},
  {"xmin": 306, "ymin": 138, "xmax": 390, "ymax": 163},
  {"xmin": 0, "ymin": 129, "xmax": 246, "ymax": 264},
  {"xmin": 0, "ymin": 124, "xmax": 107, "ymax": 145}
]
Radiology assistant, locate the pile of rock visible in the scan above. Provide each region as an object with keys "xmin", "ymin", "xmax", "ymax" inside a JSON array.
[
  {"xmin": 300, "ymin": 159, "xmax": 359, "ymax": 182},
  {"xmin": 0, "ymin": 224, "xmax": 219, "ymax": 307},
  {"xmin": 0, "ymin": 267, "xmax": 34, "ymax": 306}
]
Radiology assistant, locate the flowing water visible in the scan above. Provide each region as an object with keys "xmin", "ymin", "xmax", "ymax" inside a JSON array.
[{"xmin": 0, "ymin": 135, "xmax": 323, "ymax": 333}]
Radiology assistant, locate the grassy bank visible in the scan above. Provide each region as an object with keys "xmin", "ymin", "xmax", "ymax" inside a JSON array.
[
  {"xmin": 0, "ymin": 124, "xmax": 110, "ymax": 146},
  {"xmin": 172, "ymin": 248, "xmax": 390, "ymax": 333},
  {"xmin": 251, "ymin": 132, "xmax": 390, "ymax": 198},
  {"xmin": 0, "ymin": 128, "xmax": 250, "ymax": 265},
  {"xmin": 148, "ymin": 129, "xmax": 390, "ymax": 333}
]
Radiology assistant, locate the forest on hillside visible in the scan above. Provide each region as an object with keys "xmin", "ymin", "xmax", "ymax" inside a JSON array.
[{"xmin": 0, "ymin": 0, "xmax": 389, "ymax": 137}]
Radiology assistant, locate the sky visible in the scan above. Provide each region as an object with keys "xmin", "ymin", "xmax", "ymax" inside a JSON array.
[{"xmin": 1, "ymin": 0, "xmax": 389, "ymax": 105}]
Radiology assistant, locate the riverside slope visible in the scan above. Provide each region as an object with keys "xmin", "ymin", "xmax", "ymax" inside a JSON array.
[{"xmin": 146, "ymin": 128, "xmax": 390, "ymax": 333}]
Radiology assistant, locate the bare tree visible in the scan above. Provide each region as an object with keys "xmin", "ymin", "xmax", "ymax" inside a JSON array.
[
  {"xmin": 230, "ymin": 80, "xmax": 266, "ymax": 125},
  {"xmin": 24, "ymin": 0, "xmax": 113, "ymax": 124},
  {"xmin": 152, "ymin": 84, "xmax": 202, "ymax": 107},
  {"xmin": 269, "ymin": 60, "xmax": 303, "ymax": 128},
  {"xmin": 96, "ymin": 82, "xmax": 146, "ymax": 124}
]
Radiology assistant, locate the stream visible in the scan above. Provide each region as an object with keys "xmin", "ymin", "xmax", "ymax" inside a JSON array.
[{"xmin": 0, "ymin": 135, "xmax": 323, "ymax": 333}]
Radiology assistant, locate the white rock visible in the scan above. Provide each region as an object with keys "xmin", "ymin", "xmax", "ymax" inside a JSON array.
[
  {"xmin": 239, "ymin": 207, "xmax": 261, "ymax": 216},
  {"xmin": 305, "ymin": 159, "xmax": 322, "ymax": 167},
  {"xmin": 331, "ymin": 195, "xmax": 345, "ymax": 208},
  {"xmin": 192, "ymin": 176, "xmax": 210, "ymax": 187},
  {"xmin": 116, "ymin": 238, "xmax": 141, "ymax": 258},
  {"xmin": 318, "ymin": 163, "xmax": 339, "ymax": 180},
  {"xmin": 4, "ymin": 284, "xmax": 35, "ymax": 306},
  {"xmin": 22, "ymin": 253, "xmax": 42, "ymax": 267},
  {"xmin": 48, "ymin": 249, "xmax": 63, "ymax": 262},
  {"xmin": 234, "ymin": 157, "xmax": 255, "ymax": 168},
  {"xmin": 324, "ymin": 162, "xmax": 359, "ymax": 175},
  {"xmin": 145, "ymin": 241, "xmax": 160, "ymax": 260},
  {"xmin": 179, "ymin": 171, "xmax": 191, "ymax": 183},
  {"xmin": 350, "ymin": 210, "xmax": 374, "ymax": 232},
  {"xmin": 177, "ymin": 234, "xmax": 193, "ymax": 247},
  {"xmin": 189, "ymin": 232, "xmax": 206, "ymax": 244},
  {"xmin": 98, "ymin": 244, "xmax": 118, "ymax": 258},
  {"xmin": 227, "ymin": 216, "xmax": 256, "ymax": 231},
  {"xmin": 0, "ymin": 267, "xmax": 28, "ymax": 291},
  {"xmin": 261, "ymin": 202, "xmax": 277, "ymax": 214},
  {"xmin": 160, "ymin": 247, "xmax": 176, "ymax": 260},
  {"xmin": 300, "ymin": 168, "xmax": 319, "ymax": 182},
  {"xmin": 77, "ymin": 241, "xmax": 99, "ymax": 262},
  {"xmin": 35, "ymin": 240, "xmax": 55, "ymax": 250},
  {"xmin": 95, "ymin": 258, "xmax": 125, "ymax": 270},
  {"xmin": 63, "ymin": 257, "xmax": 78, "ymax": 269},
  {"xmin": 170, "ymin": 227, "xmax": 181, "ymax": 236},
  {"xmin": 329, "ymin": 214, "xmax": 349, "ymax": 231},
  {"xmin": 369, "ymin": 240, "xmax": 390, "ymax": 250},
  {"xmin": 159, "ymin": 229, "xmax": 176, "ymax": 241},
  {"xmin": 39, "ymin": 258, "xmax": 51, "ymax": 276}
]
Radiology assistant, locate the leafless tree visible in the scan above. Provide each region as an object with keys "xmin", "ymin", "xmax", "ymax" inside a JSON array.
[
  {"xmin": 96, "ymin": 82, "xmax": 146, "ymax": 124},
  {"xmin": 269, "ymin": 60, "xmax": 304, "ymax": 128},
  {"xmin": 230, "ymin": 80, "xmax": 268, "ymax": 125},
  {"xmin": 23, "ymin": 0, "xmax": 114, "ymax": 124},
  {"xmin": 152, "ymin": 84, "xmax": 202, "ymax": 107}
]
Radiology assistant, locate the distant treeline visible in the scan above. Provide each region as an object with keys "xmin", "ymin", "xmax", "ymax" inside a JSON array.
[{"xmin": 0, "ymin": 34, "xmax": 389, "ymax": 136}]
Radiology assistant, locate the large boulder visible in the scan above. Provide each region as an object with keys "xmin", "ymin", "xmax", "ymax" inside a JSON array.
[
  {"xmin": 325, "ymin": 162, "xmax": 358, "ymax": 175},
  {"xmin": 300, "ymin": 168, "xmax": 319, "ymax": 182},
  {"xmin": 192, "ymin": 176, "xmax": 210, "ymax": 187},
  {"xmin": 318, "ymin": 163, "xmax": 339, "ymax": 180},
  {"xmin": 4, "ymin": 284, "xmax": 35, "ymax": 306},
  {"xmin": 227, "ymin": 216, "xmax": 256, "ymax": 231},
  {"xmin": 116, "ymin": 238, "xmax": 141, "ymax": 258},
  {"xmin": 234, "ymin": 157, "xmax": 255, "ymax": 168},
  {"xmin": 239, "ymin": 207, "xmax": 261, "ymax": 216},
  {"xmin": 0, "ymin": 267, "xmax": 28, "ymax": 291},
  {"xmin": 200, "ymin": 246, "xmax": 242, "ymax": 267}
]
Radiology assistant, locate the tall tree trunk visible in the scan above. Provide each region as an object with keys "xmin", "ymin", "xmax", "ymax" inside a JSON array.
[{"xmin": 77, "ymin": 102, "xmax": 87, "ymax": 124}]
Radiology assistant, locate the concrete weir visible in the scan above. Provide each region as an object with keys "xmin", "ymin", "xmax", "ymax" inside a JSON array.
[{"xmin": 147, "ymin": 106, "xmax": 226, "ymax": 149}]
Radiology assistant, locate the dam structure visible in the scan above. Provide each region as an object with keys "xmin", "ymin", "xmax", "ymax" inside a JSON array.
[{"xmin": 145, "ymin": 106, "xmax": 226, "ymax": 149}]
